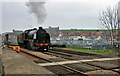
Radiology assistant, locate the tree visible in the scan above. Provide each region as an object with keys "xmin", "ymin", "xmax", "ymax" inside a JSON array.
[
  {"xmin": 118, "ymin": 1, "xmax": 120, "ymax": 51},
  {"xmin": 99, "ymin": 4, "xmax": 119, "ymax": 50}
]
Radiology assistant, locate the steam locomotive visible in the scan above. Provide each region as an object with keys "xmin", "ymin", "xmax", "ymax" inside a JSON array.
[{"xmin": 17, "ymin": 27, "xmax": 51, "ymax": 51}]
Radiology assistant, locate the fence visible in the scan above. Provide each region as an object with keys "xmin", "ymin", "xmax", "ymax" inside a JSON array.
[{"xmin": 51, "ymin": 39, "xmax": 113, "ymax": 50}]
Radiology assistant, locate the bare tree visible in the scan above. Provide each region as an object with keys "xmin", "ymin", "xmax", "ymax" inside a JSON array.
[
  {"xmin": 99, "ymin": 4, "xmax": 119, "ymax": 49},
  {"xmin": 118, "ymin": 1, "xmax": 120, "ymax": 51}
]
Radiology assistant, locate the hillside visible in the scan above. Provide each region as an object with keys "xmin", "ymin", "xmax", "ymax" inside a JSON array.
[{"xmin": 60, "ymin": 29, "xmax": 105, "ymax": 33}]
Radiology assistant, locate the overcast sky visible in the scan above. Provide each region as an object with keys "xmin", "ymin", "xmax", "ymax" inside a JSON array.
[{"xmin": 1, "ymin": 0, "xmax": 120, "ymax": 34}]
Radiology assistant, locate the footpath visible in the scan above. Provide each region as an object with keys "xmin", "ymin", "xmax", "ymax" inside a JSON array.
[{"xmin": 1, "ymin": 47, "xmax": 54, "ymax": 75}]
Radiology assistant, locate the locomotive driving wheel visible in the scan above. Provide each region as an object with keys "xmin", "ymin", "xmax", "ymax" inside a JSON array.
[
  {"xmin": 26, "ymin": 42, "xmax": 30, "ymax": 49},
  {"xmin": 32, "ymin": 46, "xmax": 36, "ymax": 51}
]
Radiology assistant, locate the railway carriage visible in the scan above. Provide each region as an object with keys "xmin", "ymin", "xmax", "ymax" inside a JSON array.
[{"xmin": 3, "ymin": 32, "xmax": 21, "ymax": 46}]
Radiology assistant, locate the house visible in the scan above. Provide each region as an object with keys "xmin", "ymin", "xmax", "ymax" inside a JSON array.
[{"xmin": 69, "ymin": 36, "xmax": 86, "ymax": 40}]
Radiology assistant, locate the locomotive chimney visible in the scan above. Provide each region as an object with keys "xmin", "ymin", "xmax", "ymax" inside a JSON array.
[
  {"xmin": 39, "ymin": 27, "xmax": 42, "ymax": 29},
  {"xmin": 13, "ymin": 29, "xmax": 15, "ymax": 32}
]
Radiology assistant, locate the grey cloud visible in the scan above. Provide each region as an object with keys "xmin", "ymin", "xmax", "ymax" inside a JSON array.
[
  {"xmin": 2, "ymin": 2, "xmax": 115, "ymax": 33},
  {"xmin": 43, "ymin": 2, "xmax": 99, "ymax": 29}
]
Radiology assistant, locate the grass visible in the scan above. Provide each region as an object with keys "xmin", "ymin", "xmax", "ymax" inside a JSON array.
[{"xmin": 57, "ymin": 45, "xmax": 116, "ymax": 54}]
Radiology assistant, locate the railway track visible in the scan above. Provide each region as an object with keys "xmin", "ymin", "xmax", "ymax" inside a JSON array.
[
  {"xmin": 20, "ymin": 48, "xmax": 120, "ymax": 75},
  {"xmin": 20, "ymin": 48, "xmax": 89, "ymax": 75},
  {"xmin": 50, "ymin": 49, "xmax": 120, "ymax": 74},
  {"xmin": 52, "ymin": 48, "xmax": 113, "ymax": 58}
]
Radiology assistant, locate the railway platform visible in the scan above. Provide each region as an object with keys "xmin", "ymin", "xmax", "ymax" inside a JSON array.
[{"xmin": 1, "ymin": 47, "xmax": 54, "ymax": 75}]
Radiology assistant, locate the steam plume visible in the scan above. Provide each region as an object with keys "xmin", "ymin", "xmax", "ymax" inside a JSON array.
[{"xmin": 26, "ymin": 0, "xmax": 47, "ymax": 24}]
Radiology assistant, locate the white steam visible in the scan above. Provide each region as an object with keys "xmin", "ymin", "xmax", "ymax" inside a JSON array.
[{"xmin": 26, "ymin": 0, "xmax": 47, "ymax": 24}]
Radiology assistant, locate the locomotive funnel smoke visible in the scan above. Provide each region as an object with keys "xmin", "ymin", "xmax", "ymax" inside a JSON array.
[{"xmin": 26, "ymin": 0, "xmax": 47, "ymax": 24}]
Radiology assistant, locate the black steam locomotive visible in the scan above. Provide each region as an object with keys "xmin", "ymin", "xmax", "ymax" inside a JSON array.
[{"xmin": 18, "ymin": 27, "xmax": 51, "ymax": 51}]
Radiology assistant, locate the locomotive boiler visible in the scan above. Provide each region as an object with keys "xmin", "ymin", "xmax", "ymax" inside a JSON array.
[{"xmin": 18, "ymin": 27, "xmax": 51, "ymax": 51}]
